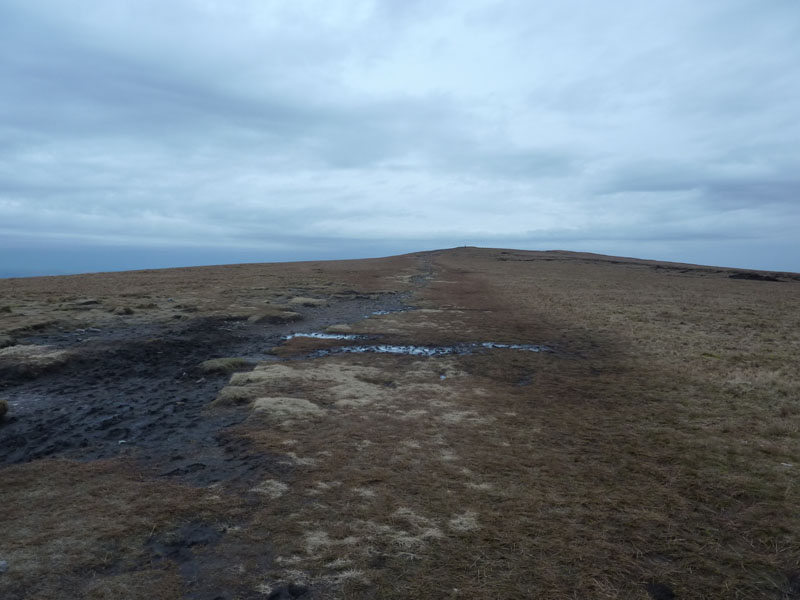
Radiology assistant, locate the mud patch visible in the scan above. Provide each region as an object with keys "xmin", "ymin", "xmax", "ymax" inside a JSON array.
[
  {"xmin": 0, "ymin": 292, "xmax": 411, "ymax": 488},
  {"xmin": 263, "ymin": 582, "xmax": 311, "ymax": 599},
  {"xmin": 645, "ymin": 580, "xmax": 676, "ymax": 600},
  {"xmin": 144, "ymin": 521, "xmax": 280, "ymax": 600},
  {"xmin": 729, "ymin": 272, "xmax": 783, "ymax": 282}
]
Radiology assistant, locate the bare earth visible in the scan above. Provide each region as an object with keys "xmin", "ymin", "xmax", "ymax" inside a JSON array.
[{"xmin": 1, "ymin": 247, "xmax": 799, "ymax": 599}]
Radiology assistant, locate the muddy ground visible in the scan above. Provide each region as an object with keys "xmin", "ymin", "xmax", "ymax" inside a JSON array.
[{"xmin": 0, "ymin": 292, "xmax": 410, "ymax": 487}]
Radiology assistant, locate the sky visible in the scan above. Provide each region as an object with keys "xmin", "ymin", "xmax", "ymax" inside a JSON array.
[{"xmin": 1, "ymin": 0, "xmax": 799, "ymax": 277}]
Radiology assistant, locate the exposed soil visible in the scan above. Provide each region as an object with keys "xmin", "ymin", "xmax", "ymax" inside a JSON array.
[
  {"xmin": 0, "ymin": 292, "xmax": 409, "ymax": 489},
  {"xmin": 728, "ymin": 271, "xmax": 784, "ymax": 282}
]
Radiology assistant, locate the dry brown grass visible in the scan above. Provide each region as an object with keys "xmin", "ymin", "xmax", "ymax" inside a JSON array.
[
  {"xmin": 0, "ymin": 459, "xmax": 233, "ymax": 600},
  {"xmin": 0, "ymin": 344, "xmax": 71, "ymax": 378},
  {"xmin": 0, "ymin": 254, "xmax": 417, "ymax": 336},
  {"xmin": 198, "ymin": 357, "xmax": 252, "ymax": 374},
  {"xmin": 208, "ymin": 248, "xmax": 800, "ymax": 598},
  {"xmin": 3, "ymin": 247, "xmax": 799, "ymax": 598}
]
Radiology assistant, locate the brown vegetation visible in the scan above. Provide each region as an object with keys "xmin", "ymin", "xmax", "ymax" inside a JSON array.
[
  {"xmin": 198, "ymin": 357, "xmax": 252, "ymax": 375},
  {"xmin": 0, "ymin": 460, "xmax": 232, "ymax": 599},
  {"xmin": 1, "ymin": 248, "xmax": 799, "ymax": 599},
  {"xmin": 0, "ymin": 254, "xmax": 416, "ymax": 336}
]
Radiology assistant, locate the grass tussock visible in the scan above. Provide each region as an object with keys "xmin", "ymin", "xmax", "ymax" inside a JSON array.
[
  {"xmin": 199, "ymin": 357, "xmax": 252, "ymax": 374},
  {"xmin": 324, "ymin": 324, "xmax": 352, "ymax": 334},
  {"xmin": 212, "ymin": 385, "xmax": 260, "ymax": 406},
  {"xmin": 0, "ymin": 344, "xmax": 71, "ymax": 378},
  {"xmin": 247, "ymin": 307, "xmax": 303, "ymax": 324},
  {"xmin": 251, "ymin": 397, "xmax": 326, "ymax": 420}
]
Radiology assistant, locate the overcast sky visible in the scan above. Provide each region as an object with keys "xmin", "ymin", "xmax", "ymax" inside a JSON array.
[{"xmin": 2, "ymin": 0, "xmax": 799, "ymax": 276}]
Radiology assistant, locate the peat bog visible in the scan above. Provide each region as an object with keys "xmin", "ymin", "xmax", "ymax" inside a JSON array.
[{"xmin": 1, "ymin": 247, "xmax": 799, "ymax": 599}]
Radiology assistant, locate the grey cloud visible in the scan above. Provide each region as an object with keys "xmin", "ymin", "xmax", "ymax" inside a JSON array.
[
  {"xmin": 598, "ymin": 161, "xmax": 711, "ymax": 194},
  {"xmin": 705, "ymin": 180, "xmax": 800, "ymax": 209},
  {"xmin": 599, "ymin": 160, "xmax": 800, "ymax": 211},
  {"xmin": 1, "ymin": 0, "xmax": 799, "ymax": 276},
  {"xmin": 2, "ymin": 1, "xmax": 588, "ymax": 181}
]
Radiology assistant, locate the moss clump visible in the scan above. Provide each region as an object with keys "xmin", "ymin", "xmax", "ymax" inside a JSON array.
[{"xmin": 0, "ymin": 398, "xmax": 8, "ymax": 419}]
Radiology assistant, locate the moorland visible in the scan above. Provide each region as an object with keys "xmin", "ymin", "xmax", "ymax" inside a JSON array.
[{"xmin": 1, "ymin": 247, "xmax": 799, "ymax": 599}]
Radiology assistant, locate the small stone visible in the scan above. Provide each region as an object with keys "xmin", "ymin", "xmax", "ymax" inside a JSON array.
[{"xmin": 0, "ymin": 560, "xmax": 8, "ymax": 573}]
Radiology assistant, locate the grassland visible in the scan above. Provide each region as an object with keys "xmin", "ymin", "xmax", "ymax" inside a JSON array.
[{"xmin": 1, "ymin": 247, "xmax": 799, "ymax": 599}]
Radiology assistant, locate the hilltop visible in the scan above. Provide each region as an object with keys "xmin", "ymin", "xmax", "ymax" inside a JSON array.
[{"xmin": 1, "ymin": 247, "xmax": 799, "ymax": 599}]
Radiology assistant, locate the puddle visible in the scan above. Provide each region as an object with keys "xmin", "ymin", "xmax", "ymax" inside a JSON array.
[
  {"xmin": 480, "ymin": 342, "xmax": 549, "ymax": 351},
  {"xmin": 284, "ymin": 332, "xmax": 365, "ymax": 341},
  {"xmin": 319, "ymin": 344, "xmax": 466, "ymax": 357},
  {"xmin": 311, "ymin": 342, "xmax": 551, "ymax": 358}
]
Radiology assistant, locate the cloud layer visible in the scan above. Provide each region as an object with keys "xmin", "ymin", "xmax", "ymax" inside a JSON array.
[{"xmin": 2, "ymin": 0, "xmax": 799, "ymax": 274}]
